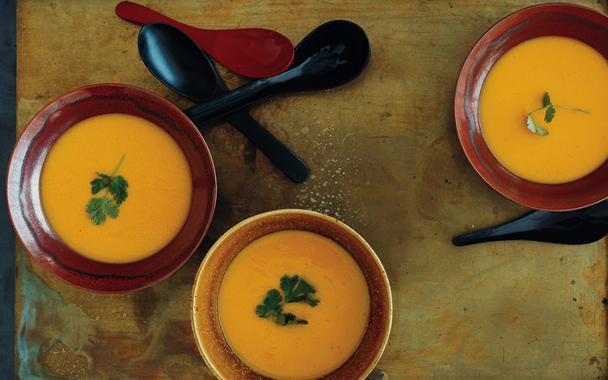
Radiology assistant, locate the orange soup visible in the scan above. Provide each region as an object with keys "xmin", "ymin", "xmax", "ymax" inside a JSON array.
[
  {"xmin": 479, "ymin": 36, "xmax": 608, "ymax": 184},
  {"xmin": 40, "ymin": 113, "xmax": 192, "ymax": 263},
  {"xmin": 218, "ymin": 230, "xmax": 370, "ymax": 380}
]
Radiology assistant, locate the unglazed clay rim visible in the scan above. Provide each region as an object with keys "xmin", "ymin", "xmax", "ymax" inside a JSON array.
[{"xmin": 190, "ymin": 209, "xmax": 393, "ymax": 380}]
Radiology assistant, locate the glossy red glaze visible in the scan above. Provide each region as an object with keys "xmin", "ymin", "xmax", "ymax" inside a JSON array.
[
  {"xmin": 455, "ymin": 3, "xmax": 608, "ymax": 211},
  {"xmin": 7, "ymin": 83, "xmax": 217, "ymax": 293}
]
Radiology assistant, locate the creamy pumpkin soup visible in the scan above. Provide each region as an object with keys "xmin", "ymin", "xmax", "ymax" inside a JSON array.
[
  {"xmin": 40, "ymin": 113, "xmax": 192, "ymax": 263},
  {"xmin": 218, "ymin": 230, "xmax": 370, "ymax": 380},
  {"xmin": 479, "ymin": 36, "xmax": 608, "ymax": 184}
]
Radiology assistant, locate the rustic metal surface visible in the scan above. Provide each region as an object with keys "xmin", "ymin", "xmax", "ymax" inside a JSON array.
[{"xmin": 14, "ymin": 0, "xmax": 608, "ymax": 379}]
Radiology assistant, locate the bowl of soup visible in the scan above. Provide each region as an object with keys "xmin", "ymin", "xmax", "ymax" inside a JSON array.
[
  {"xmin": 191, "ymin": 209, "xmax": 392, "ymax": 380},
  {"xmin": 7, "ymin": 83, "xmax": 217, "ymax": 292},
  {"xmin": 455, "ymin": 3, "xmax": 608, "ymax": 211}
]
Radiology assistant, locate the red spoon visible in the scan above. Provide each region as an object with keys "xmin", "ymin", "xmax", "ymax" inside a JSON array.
[{"xmin": 115, "ymin": 1, "xmax": 294, "ymax": 78}]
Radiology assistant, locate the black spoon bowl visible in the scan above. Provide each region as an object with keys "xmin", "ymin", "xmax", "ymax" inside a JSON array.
[
  {"xmin": 139, "ymin": 22, "xmax": 309, "ymax": 183},
  {"xmin": 290, "ymin": 20, "xmax": 371, "ymax": 80},
  {"xmin": 453, "ymin": 200, "xmax": 608, "ymax": 246},
  {"xmin": 182, "ymin": 20, "xmax": 371, "ymax": 126},
  {"xmin": 138, "ymin": 23, "xmax": 217, "ymax": 103}
]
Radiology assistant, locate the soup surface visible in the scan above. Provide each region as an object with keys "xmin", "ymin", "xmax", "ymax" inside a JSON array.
[
  {"xmin": 218, "ymin": 230, "xmax": 370, "ymax": 380},
  {"xmin": 40, "ymin": 113, "xmax": 192, "ymax": 263},
  {"xmin": 479, "ymin": 36, "xmax": 608, "ymax": 184}
]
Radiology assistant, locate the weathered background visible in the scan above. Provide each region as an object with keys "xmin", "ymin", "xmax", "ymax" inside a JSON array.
[{"xmin": 14, "ymin": 0, "xmax": 608, "ymax": 379}]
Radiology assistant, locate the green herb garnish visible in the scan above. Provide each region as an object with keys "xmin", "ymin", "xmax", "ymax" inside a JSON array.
[
  {"xmin": 85, "ymin": 155, "xmax": 129, "ymax": 225},
  {"xmin": 255, "ymin": 275, "xmax": 319, "ymax": 326},
  {"xmin": 526, "ymin": 91, "xmax": 589, "ymax": 136}
]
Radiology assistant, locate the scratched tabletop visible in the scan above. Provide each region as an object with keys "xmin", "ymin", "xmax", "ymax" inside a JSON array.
[{"xmin": 13, "ymin": 1, "xmax": 608, "ymax": 379}]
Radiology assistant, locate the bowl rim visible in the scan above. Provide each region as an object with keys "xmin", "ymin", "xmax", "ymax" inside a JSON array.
[
  {"xmin": 7, "ymin": 83, "xmax": 217, "ymax": 293},
  {"xmin": 454, "ymin": 3, "xmax": 608, "ymax": 211},
  {"xmin": 190, "ymin": 208, "xmax": 393, "ymax": 380}
]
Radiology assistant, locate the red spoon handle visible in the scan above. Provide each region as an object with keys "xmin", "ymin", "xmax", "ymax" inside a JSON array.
[{"xmin": 116, "ymin": 1, "xmax": 204, "ymax": 36}]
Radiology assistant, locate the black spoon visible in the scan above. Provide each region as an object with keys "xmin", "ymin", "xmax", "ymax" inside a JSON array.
[
  {"xmin": 138, "ymin": 22, "xmax": 309, "ymax": 183},
  {"xmin": 452, "ymin": 200, "xmax": 608, "ymax": 246},
  {"xmin": 182, "ymin": 20, "xmax": 371, "ymax": 126}
]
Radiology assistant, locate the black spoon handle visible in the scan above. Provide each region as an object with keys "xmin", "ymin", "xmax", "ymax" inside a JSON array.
[
  {"xmin": 452, "ymin": 214, "xmax": 547, "ymax": 246},
  {"xmin": 183, "ymin": 39, "xmax": 357, "ymax": 126},
  {"xmin": 453, "ymin": 201, "xmax": 608, "ymax": 246},
  {"xmin": 222, "ymin": 110, "xmax": 309, "ymax": 183},
  {"xmin": 204, "ymin": 65, "xmax": 309, "ymax": 183},
  {"xmin": 183, "ymin": 75, "xmax": 287, "ymax": 126}
]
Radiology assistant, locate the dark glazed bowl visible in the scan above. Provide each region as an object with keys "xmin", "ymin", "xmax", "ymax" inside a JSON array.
[
  {"xmin": 191, "ymin": 209, "xmax": 392, "ymax": 380},
  {"xmin": 7, "ymin": 83, "xmax": 217, "ymax": 293},
  {"xmin": 455, "ymin": 3, "xmax": 608, "ymax": 211}
]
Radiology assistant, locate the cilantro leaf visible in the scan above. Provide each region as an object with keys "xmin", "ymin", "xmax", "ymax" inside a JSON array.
[
  {"xmin": 85, "ymin": 155, "xmax": 128, "ymax": 225},
  {"xmin": 255, "ymin": 289, "xmax": 282, "ymax": 318},
  {"xmin": 109, "ymin": 175, "xmax": 128, "ymax": 204},
  {"xmin": 281, "ymin": 275, "xmax": 319, "ymax": 307},
  {"xmin": 283, "ymin": 312, "xmax": 296, "ymax": 324},
  {"xmin": 256, "ymin": 275, "xmax": 319, "ymax": 326},
  {"xmin": 544, "ymin": 105, "xmax": 556, "ymax": 123},
  {"xmin": 542, "ymin": 91, "xmax": 552, "ymax": 108},
  {"xmin": 284, "ymin": 312, "xmax": 309, "ymax": 325},
  {"xmin": 85, "ymin": 197, "xmax": 119, "ymax": 225},
  {"xmin": 90, "ymin": 173, "xmax": 111, "ymax": 194},
  {"xmin": 526, "ymin": 91, "xmax": 589, "ymax": 136},
  {"xmin": 105, "ymin": 201, "xmax": 119, "ymax": 219},
  {"xmin": 527, "ymin": 115, "xmax": 549, "ymax": 136},
  {"xmin": 275, "ymin": 313, "xmax": 287, "ymax": 325}
]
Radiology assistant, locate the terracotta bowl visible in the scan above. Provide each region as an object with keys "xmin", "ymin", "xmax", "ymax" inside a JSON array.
[
  {"xmin": 455, "ymin": 3, "xmax": 608, "ymax": 211},
  {"xmin": 7, "ymin": 83, "xmax": 217, "ymax": 293},
  {"xmin": 191, "ymin": 209, "xmax": 392, "ymax": 380}
]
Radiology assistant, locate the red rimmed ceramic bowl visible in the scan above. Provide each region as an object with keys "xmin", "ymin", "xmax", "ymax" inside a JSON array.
[
  {"xmin": 7, "ymin": 83, "xmax": 217, "ymax": 293},
  {"xmin": 455, "ymin": 3, "xmax": 608, "ymax": 211},
  {"xmin": 191, "ymin": 209, "xmax": 392, "ymax": 380}
]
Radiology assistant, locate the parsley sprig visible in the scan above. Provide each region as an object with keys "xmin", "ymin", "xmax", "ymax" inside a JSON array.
[
  {"xmin": 85, "ymin": 155, "xmax": 129, "ymax": 225},
  {"xmin": 526, "ymin": 91, "xmax": 589, "ymax": 136},
  {"xmin": 256, "ymin": 275, "xmax": 319, "ymax": 326}
]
